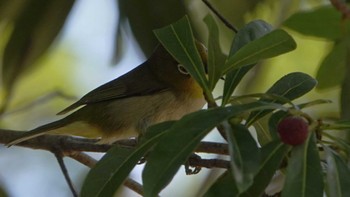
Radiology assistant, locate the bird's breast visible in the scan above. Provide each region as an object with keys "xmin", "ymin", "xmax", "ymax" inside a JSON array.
[{"xmin": 79, "ymin": 87, "xmax": 206, "ymax": 143}]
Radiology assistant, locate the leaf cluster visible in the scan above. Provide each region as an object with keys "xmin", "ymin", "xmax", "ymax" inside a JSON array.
[{"xmin": 79, "ymin": 16, "xmax": 348, "ymax": 197}]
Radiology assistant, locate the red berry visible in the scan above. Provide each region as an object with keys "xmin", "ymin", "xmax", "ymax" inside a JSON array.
[{"xmin": 277, "ymin": 116, "xmax": 309, "ymax": 146}]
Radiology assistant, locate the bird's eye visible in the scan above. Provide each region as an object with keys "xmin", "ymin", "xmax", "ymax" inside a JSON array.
[{"xmin": 177, "ymin": 64, "xmax": 189, "ymax": 75}]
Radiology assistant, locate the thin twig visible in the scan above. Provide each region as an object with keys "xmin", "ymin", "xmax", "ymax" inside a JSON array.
[
  {"xmin": 188, "ymin": 156, "xmax": 230, "ymax": 169},
  {"xmin": 202, "ymin": 0, "xmax": 238, "ymax": 33},
  {"xmin": 67, "ymin": 152, "xmax": 145, "ymax": 196},
  {"xmin": 52, "ymin": 150, "xmax": 78, "ymax": 197},
  {"xmin": 67, "ymin": 152, "xmax": 97, "ymax": 168},
  {"xmin": 0, "ymin": 130, "xmax": 228, "ymax": 155},
  {"xmin": 124, "ymin": 179, "xmax": 144, "ymax": 196},
  {"xmin": 204, "ymin": 93, "xmax": 218, "ymax": 108},
  {"xmin": 196, "ymin": 141, "xmax": 229, "ymax": 155},
  {"xmin": 1, "ymin": 90, "xmax": 77, "ymax": 118},
  {"xmin": 203, "ymin": 91, "xmax": 228, "ymax": 141}
]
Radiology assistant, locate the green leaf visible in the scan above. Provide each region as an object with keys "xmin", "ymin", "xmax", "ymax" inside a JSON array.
[
  {"xmin": 0, "ymin": 1, "xmax": 27, "ymax": 21},
  {"xmin": 203, "ymin": 171, "xmax": 239, "ymax": 197},
  {"xmin": 247, "ymin": 72, "xmax": 317, "ymax": 125},
  {"xmin": 154, "ymin": 16, "xmax": 210, "ymax": 94},
  {"xmin": 0, "ymin": 183, "xmax": 8, "ymax": 197},
  {"xmin": 203, "ymin": 14, "xmax": 227, "ymax": 90},
  {"xmin": 142, "ymin": 102, "xmax": 285, "ymax": 197},
  {"xmin": 226, "ymin": 123, "xmax": 261, "ymax": 192},
  {"xmin": 268, "ymin": 110, "xmax": 290, "ymax": 141},
  {"xmin": 263, "ymin": 99, "xmax": 330, "ymax": 139},
  {"xmin": 324, "ymin": 146, "xmax": 350, "ymax": 197},
  {"xmin": 253, "ymin": 118, "xmax": 272, "ymax": 145},
  {"xmin": 283, "ymin": 6, "xmax": 344, "ymax": 40},
  {"xmin": 241, "ymin": 141, "xmax": 290, "ymax": 197},
  {"xmin": 222, "ymin": 29, "xmax": 296, "ymax": 74},
  {"xmin": 323, "ymin": 120, "xmax": 350, "ymax": 130},
  {"xmin": 329, "ymin": 137, "xmax": 350, "ymax": 157},
  {"xmin": 80, "ymin": 147, "xmax": 135, "ymax": 197},
  {"xmin": 228, "ymin": 20, "xmax": 273, "ymax": 56},
  {"xmin": 316, "ymin": 41, "xmax": 346, "ymax": 89},
  {"xmin": 341, "ymin": 64, "xmax": 350, "ymax": 119},
  {"xmin": 297, "ymin": 99, "xmax": 332, "ymax": 109},
  {"xmin": 2, "ymin": 0, "xmax": 74, "ymax": 91},
  {"xmin": 230, "ymin": 92, "xmax": 297, "ymax": 144},
  {"xmin": 341, "ymin": 35, "xmax": 350, "ymax": 119},
  {"xmin": 282, "ymin": 134, "xmax": 324, "ymax": 197},
  {"xmin": 80, "ymin": 122, "xmax": 174, "ymax": 197},
  {"xmin": 117, "ymin": 0, "xmax": 186, "ymax": 57},
  {"xmin": 230, "ymin": 93, "xmax": 297, "ymax": 108},
  {"xmin": 222, "ymin": 20, "xmax": 273, "ymax": 105}
]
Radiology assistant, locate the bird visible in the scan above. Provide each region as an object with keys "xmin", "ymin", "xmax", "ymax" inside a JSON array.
[{"xmin": 7, "ymin": 43, "xmax": 207, "ymax": 146}]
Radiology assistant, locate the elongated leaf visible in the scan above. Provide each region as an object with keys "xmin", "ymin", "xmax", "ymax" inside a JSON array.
[
  {"xmin": 117, "ymin": 0, "xmax": 186, "ymax": 57},
  {"xmin": 282, "ymin": 133, "xmax": 324, "ymax": 197},
  {"xmin": 297, "ymin": 99, "xmax": 332, "ymax": 109},
  {"xmin": 154, "ymin": 16, "xmax": 209, "ymax": 94},
  {"xmin": 80, "ymin": 147, "xmax": 136, "ymax": 197},
  {"xmin": 3, "ymin": 0, "xmax": 75, "ymax": 91},
  {"xmin": 226, "ymin": 123, "xmax": 260, "ymax": 192},
  {"xmin": 230, "ymin": 93, "xmax": 297, "ymax": 107},
  {"xmin": 222, "ymin": 20, "xmax": 273, "ymax": 105},
  {"xmin": 80, "ymin": 122, "xmax": 174, "ymax": 197},
  {"xmin": 316, "ymin": 41, "xmax": 346, "ymax": 89},
  {"xmin": 324, "ymin": 146, "xmax": 350, "ymax": 197},
  {"xmin": 241, "ymin": 141, "xmax": 290, "ymax": 197},
  {"xmin": 142, "ymin": 102, "xmax": 285, "ymax": 197},
  {"xmin": 203, "ymin": 14, "xmax": 226, "ymax": 90},
  {"xmin": 330, "ymin": 137, "xmax": 350, "ymax": 157},
  {"xmin": 247, "ymin": 72, "xmax": 317, "ymax": 125},
  {"xmin": 229, "ymin": 21, "xmax": 273, "ymax": 56},
  {"xmin": 323, "ymin": 120, "xmax": 350, "ymax": 130},
  {"xmin": 203, "ymin": 171, "xmax": 239, "ymax": 197},
  {"xmin": 222, "ymin": 29, "xmax": 296, "ymax": 74},
  {"xmin": 341, "ymin": 63, "xmax": 350, "ymax": 119},
  {"xmin": 253, "ymin": 118, "xmax": 272, "ymax": 146},
  {"xmin": 0, "ymin": 1, "xmax": 27, "ymax": 21},
  {"xmin": 264, "ymin": 72, "xmax": 317, "ymax": 100},
  {"xmin": 283, "ymin": 6, "xmax": 344, "ymax": 40}
]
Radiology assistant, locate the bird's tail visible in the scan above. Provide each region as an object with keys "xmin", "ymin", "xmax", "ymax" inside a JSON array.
[{"xmin": 6, "ymin": 118, "xmax": 71, "ymax": 147}]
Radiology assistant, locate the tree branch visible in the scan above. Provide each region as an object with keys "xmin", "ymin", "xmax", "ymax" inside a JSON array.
[
  {"xmin": 53, "ymin": 150, "xmax": 78, "ymax": 197},
  {"xmin": 202, "ymin": 0, "xmax": 238, "ymax": 33},
  {"xmin": 124, "ymin": 179, "xmax": 144, "ymax": 196},
  {"xmin": 67, "ymin": 151, "xmax": 97, "ymax": 168},
  {"xmin": 0, "ymin": 129, "xmax": 228, "ymax": 155},
  {"xmin": 1, "ymin": 129, "xmax": 230, "ymax": 195},
  {"xmin": 188, "ymin": 156, "xmax": 230, "ymax": 169}
]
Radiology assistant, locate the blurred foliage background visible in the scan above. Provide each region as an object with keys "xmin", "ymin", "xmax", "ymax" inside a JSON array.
[{"xmin": 0, "ymin": 0, "xmax": 345, "ymax": 196}]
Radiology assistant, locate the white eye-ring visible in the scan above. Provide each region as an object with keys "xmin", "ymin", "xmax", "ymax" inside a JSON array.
[{"xmin": 177, "ymin": 64, "xmax": 189, "ymax": 75}]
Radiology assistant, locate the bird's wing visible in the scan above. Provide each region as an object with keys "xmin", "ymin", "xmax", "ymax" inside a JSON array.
[{"xmin": 57, "ymin": 62, "xmax": 168, "ymax": 115}]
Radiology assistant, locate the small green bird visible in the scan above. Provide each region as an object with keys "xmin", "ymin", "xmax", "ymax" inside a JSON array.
[{"xmin": 7, "ymin": 43, "xmax": 207, "ymax": 146}]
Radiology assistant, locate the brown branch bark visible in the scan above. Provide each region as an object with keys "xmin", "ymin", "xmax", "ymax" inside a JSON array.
[
  {"xmin": 124, "ymin": 179, "xmax": 144, "ymax": 196},
  {"xmin": 188, "ymin": 156, "xmax": 230, "ymax": 169},
  {"xmin": 0, "ymin": 129, "xmax": 228, "ymax": 155},
  {"xmin": 0, "ymin": 129, "xmax": 230, "ymax": 195}
]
